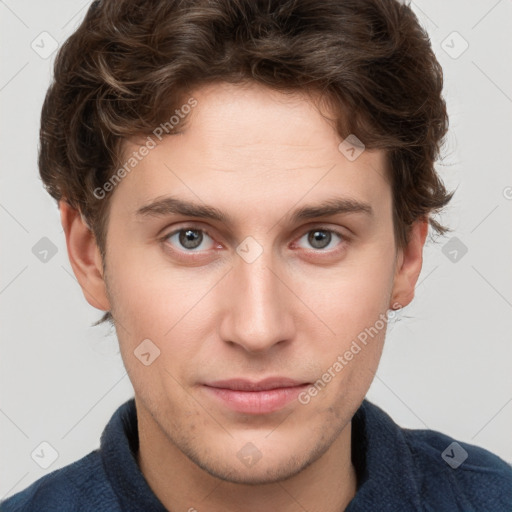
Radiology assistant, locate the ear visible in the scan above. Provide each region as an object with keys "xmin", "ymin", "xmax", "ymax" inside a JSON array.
[
  {"xmin": 59, "ymin": 200, "xmax": 111, "ymax": 312},
  {"xmin": 390, "ymin": 218, "xmax": 429, "ymax": 309}
]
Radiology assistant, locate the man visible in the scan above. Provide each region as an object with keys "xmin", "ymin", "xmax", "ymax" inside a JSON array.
[{"xmin": 2, "ymin": 0, "xmax": 511, "ymax": 510}]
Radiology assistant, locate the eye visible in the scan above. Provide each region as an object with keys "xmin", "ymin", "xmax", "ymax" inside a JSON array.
[
  {"xmin": 296, "ymin": 228, "xmax": 345, "ymax": 251},
  {"xmin": 164, "ymin": 228, "xmax": 216, "ymax": 252},
  {"xmin": 161, "ymin": 225, "xmax": 347, "ymax": 257}
]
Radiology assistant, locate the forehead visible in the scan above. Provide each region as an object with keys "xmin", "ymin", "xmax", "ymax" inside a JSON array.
[{"xmin": 111, "ymin": 82, "xmax": 390, "ymax": 219}]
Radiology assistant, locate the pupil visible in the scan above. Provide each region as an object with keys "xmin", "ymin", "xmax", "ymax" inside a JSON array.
[
  {"xmin": 309, "ymin": 230, "xmax": 330, "ymax": 249},
  {"xmin": 180, "ymin": 229, "xmax": 202, "ymax": 249}
]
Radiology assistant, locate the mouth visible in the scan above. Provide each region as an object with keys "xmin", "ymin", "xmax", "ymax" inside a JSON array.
[{"xmin": 202, "ymin": 377, "xmax": 311, "ymax": 414}]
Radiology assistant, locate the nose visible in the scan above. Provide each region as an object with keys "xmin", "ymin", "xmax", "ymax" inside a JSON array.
[{"xmin": 218, "ymin": 248, "xmax": 296, "ymax": 353}]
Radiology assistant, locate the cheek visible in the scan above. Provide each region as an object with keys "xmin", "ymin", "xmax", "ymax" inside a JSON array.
[
  {"xmin": 105, "ymin": 253, "xmax": 199, "ymax": 398},
  {"xmin": 299, "ymin": 249, "xmax": 395, "ymax": 337},
  {"xmin": 304, "ymin": 263, "xmax": 393, "ymax": 407},
  {"xmin": 105, "ymin": 248, "xmax": 217, "ymax": 361},
  {"xmin": 103, "ymin": 251, "xmax": 165, "ymax": 357}
]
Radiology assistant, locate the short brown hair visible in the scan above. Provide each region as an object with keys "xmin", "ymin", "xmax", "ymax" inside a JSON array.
[{"xmin": 39, "ymin": 0, "xmax": 454, "ymax": 325}]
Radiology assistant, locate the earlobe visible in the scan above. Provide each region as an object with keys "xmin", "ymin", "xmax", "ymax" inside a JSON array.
[
  {"xmin": 389, "ymin": 219, "xmax": 429, "ymax": 309},
  {"xmin": 59, "ymin": 200, "xmax": 111, "ymax": 312}
]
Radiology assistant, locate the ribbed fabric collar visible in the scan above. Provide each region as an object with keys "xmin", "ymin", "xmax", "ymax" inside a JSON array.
[
  {"xmin": 100, "ymin": 398, "xmax": 168, "ymax": 512},
  {"xmin": 346, "ymin": 399, "xmax": 422, "ymax": 511}
]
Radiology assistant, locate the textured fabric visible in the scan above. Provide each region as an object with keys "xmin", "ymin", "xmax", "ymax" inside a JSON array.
[{"xmin": 2, "ymin": 398, "xmax": 511, "ymax": 511}]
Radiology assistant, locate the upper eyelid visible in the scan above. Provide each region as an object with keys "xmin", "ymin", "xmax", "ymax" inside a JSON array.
[{"xmin": 163, "ymin": 225, "xmax": 216, "ymax": 242}]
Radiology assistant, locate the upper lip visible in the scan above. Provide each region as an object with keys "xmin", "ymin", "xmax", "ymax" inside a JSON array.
[{"xmin": 204, "ymin": 377, "xmax": 308, "ymax": 391}]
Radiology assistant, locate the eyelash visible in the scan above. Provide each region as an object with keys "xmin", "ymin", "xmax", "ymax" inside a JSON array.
[{"xmin": 159, "ymin": 224, "xmax": 348, "ymax": 258}]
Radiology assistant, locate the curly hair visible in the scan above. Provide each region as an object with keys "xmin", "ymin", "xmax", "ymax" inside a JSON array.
[{"xmin": 39, "ymin": 0, "xmax": 454, "ymax": 325}]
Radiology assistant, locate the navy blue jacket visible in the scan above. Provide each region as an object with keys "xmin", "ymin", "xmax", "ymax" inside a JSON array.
[{"xmin": 2, "ymin": 398, "xmax": 511, "ymax": 511}]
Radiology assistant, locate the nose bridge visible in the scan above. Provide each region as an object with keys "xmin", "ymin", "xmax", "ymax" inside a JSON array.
[{"xmin": 220, "ymin": 242, "xmax": 294, "ymax": 352}]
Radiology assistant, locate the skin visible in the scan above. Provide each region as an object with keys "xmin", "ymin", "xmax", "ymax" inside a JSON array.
[{"xmin": 60, "ymin": 81, "xmax": 428, "ymax": 512}]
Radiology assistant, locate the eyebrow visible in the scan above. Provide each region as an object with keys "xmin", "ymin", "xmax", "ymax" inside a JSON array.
[{"xmin": 135, "ymin": 195, "xmax": 373, "ymax": 224}]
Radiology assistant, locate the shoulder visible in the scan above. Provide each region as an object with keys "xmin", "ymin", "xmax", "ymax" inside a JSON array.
[
  {"xmin": 0, "ymin": 450, "xmax": 120, "ymax": 512},
  {"xmin": 402, "ymin": 426, "xmax": 512, "ymax": 510},
  {"xmin": 355, "ymin": 399, "xmax": 512, "ymax": 511}
]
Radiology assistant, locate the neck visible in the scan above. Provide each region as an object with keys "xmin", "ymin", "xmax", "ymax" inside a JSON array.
[{"xmin": 135, "ymin": 400, "xmax": 358, "ymax": 512}]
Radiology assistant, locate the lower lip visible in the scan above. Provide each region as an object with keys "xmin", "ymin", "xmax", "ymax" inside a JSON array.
[{"xmin": 203, "ymin": 384, "xmax": 310, "ymax": 414}]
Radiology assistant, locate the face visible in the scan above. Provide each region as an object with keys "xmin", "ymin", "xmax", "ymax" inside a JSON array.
[{"xmin": 75, "ymin": 81, "xmax": 418, "ymax": 484}]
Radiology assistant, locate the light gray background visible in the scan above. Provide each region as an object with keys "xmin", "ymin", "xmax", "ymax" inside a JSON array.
[{"xmin": 1, "ymin": 0, "xmax": 511, "ymax": 500}]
